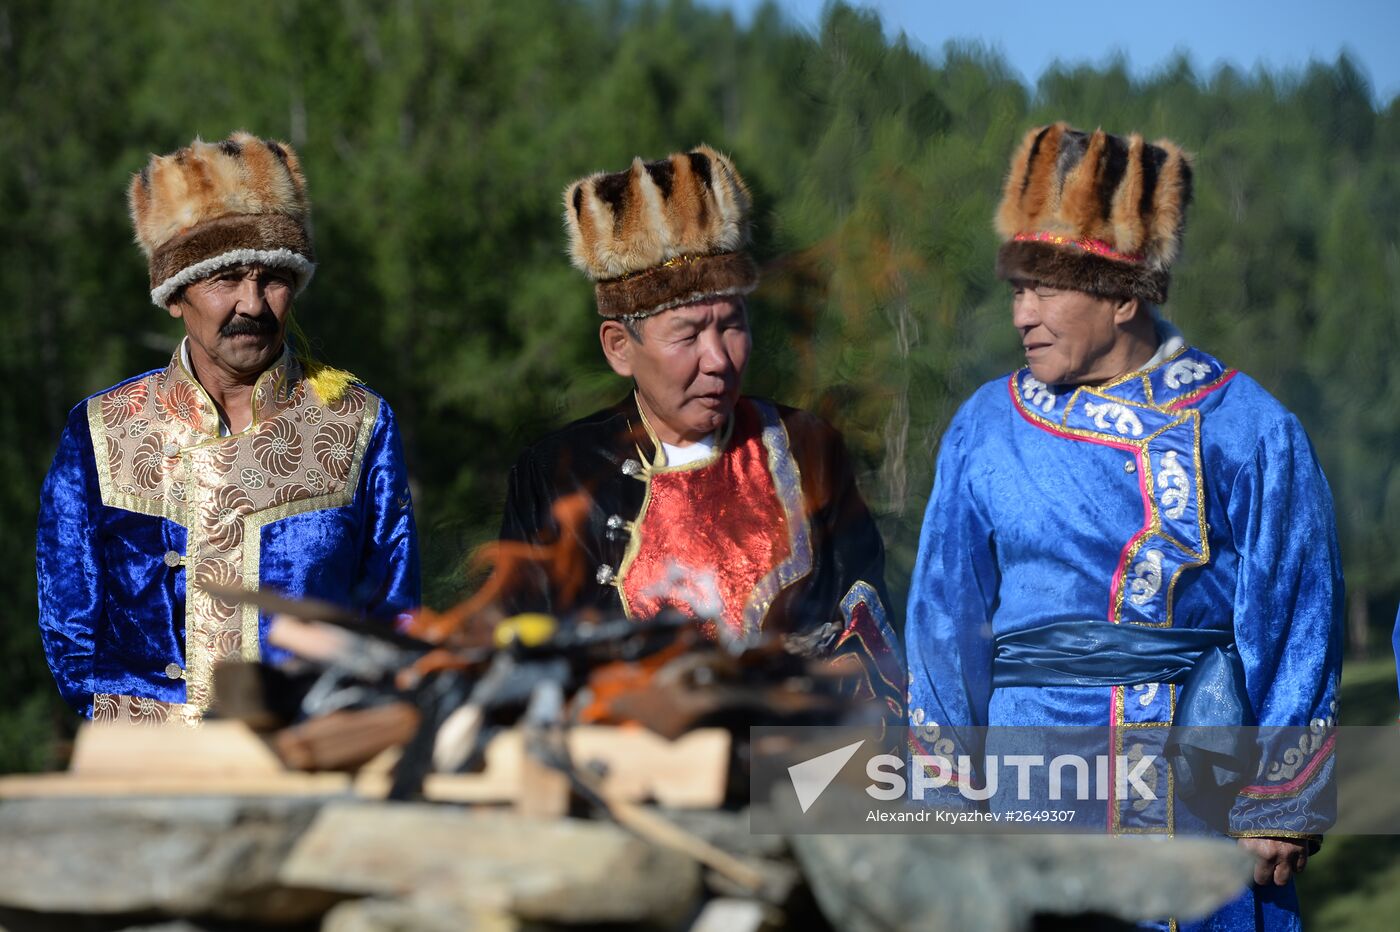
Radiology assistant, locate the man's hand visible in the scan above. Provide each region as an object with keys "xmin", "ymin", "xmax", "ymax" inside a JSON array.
[{"xmin": 1237, "ymin": 837, "xmax": 1308, "ymax": 886}]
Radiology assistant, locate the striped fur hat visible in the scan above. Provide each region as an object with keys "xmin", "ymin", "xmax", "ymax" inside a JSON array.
[
  {"xmin": 563, "ymin": 145, "xmax": 758, "ymax": 319},
  {"xmin": 129, "ymin": 132, "xmax": 315, "ymax": 308},
  {"xmin": 994, "ymin": 123, "xmax": 1193, "ymax": 304}
]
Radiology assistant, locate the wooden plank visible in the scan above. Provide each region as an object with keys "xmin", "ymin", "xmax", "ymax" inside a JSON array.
[
  {"xmin": 356, "ymin": 727, "xmax": 729, "ymax": 808},
  {"xmin": 70, "ymin": 721, "xmax": 286, "ymax": 776},
  {"xmin": 0, "ymin": 772, "xmax": 351, "ymax": 798}
]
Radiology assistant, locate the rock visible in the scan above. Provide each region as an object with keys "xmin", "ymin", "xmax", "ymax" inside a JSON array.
[
  {"xmin": 791, "ymin": 831, "xmax": 1254, "ymax": 932},
  {"xmin": 0, "ymin": 796, "xmax": 338, "ymax": 923},
  {"xmin": 280, "ymin": 802, "xmax": 701, "ymax": 925}
]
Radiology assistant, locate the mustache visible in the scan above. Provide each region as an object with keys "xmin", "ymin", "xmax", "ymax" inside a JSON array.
[{"xmin": 219, "ymin": 315, "xmax": 279, "ymax": 338}]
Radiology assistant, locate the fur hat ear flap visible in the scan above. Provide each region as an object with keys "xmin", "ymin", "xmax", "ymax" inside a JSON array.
[
  {"xmin": 130, "ymin": 132, "xmax": 315, "ymax": 307},
  {"xmin": 562, "ymin": 145, "xmax": 758, "ymax": 318},
  {"xmin": 993, "ymin": 122, "xmax": 1193, "ymax": 303}
]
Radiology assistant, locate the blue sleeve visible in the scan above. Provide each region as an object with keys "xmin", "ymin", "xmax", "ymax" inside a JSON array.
[
  {"xmin": 36, "ymin": 408, "xmax": 103, "ymax": 717},
  {"xmin": 1227, "ymin": 413, "xmax": 1343, "ymax": 839},
  {"xmin": 906, "ymin": 404, "xmax": 1000, "ymax": 736},
  {"xmin": 357, "ymin": 400, "xmax": 421, "ymax": 620}
]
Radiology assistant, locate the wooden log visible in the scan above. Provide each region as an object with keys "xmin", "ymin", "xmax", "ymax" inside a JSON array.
[{"xmin": 272, "ymin": 702, "xmax": 421, "ymax": 771}]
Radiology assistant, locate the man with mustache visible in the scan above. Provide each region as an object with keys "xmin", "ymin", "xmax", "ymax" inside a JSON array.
[
  {"xmin": 905, "ymin": 124, "xmax": 1341, "ymax": 929},
  {"xmin": 36, "ymin": 132, "xmax": 420, "ymax": 725},
  {"xmin": 498, "ymin": 146, "xmax": 902, "ymax": 716}
]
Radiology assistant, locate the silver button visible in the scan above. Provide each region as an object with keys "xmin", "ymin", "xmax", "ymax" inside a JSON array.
[
  {"xmin": 605, "ymin": 514, "xmax": 628, "ymax": 541},
  {"xmin": 163, "ymin": 442, "xmax": 181, "ymax": 457},
  {"xmin": 1124, "ymin": 460, "xmax": 1137, "ymax": 474},
  {"xmin": 164, "ymin": 663, "xmax": 184, "ymax": 680},
  {"xmin": 163, "ymin": 550, "xmax": 183, "ymax": 568},
  {"xmin": 621, "ymin": 459, "xmax": 642, "ymax": 477},
  {"xmin": 596, "ymin": 564, "xmax": 616, "ymax": 585}
]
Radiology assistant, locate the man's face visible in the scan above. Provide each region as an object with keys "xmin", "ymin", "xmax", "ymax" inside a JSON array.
[
  {"xmin": 1011, "ymin": 278, "xmax": 1129, "ymax": 386},
  {"xmin": 602, "ymin": 297, "xmax": 751, "ymax": 444},
  {"xmin": 168, "ymin": 264, "xmax": 295, "ymax": 377}
]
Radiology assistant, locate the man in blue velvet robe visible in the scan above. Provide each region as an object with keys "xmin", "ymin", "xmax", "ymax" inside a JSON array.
[
  {"xmin": 36, "ymin": 133, "xmax": 420, "ymax": 726},
  {"xmin": 906, "ymin": 124, "xmax": 1342, "ymax": 930}
]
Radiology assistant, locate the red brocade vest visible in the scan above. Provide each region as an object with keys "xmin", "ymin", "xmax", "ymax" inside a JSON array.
[
  {"xmin": 499, "ymin": 395, "xmax": 904, "ymax": 717},
  {"xmin": 618, "ymin": 398, "xmax": 809, "ymax": 641}
]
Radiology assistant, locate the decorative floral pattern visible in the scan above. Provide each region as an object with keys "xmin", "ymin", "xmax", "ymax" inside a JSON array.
[
  {"xmin": 252, "ymin": 416, "xmax": 304, "ymax": 477},
  {"xmin": 201, "ymin": 485, "xmax": 253, "ymax": 550},
  {"xmin": 132, "ymin": 433, "xmax": 175, "ymax": 490},
  {"xmin": 105, "ymin": 435, "xmax": 122, "ymax": 474},
  {"xmin": 100, "ymin": 382, "xmax": 149, "ymax": 427},
  {"xmin": 127, "ymin": 695, "xmax": 170, "ymax": 725},
  {"xmin": 313, "ymin": 422, "xmax": 357, "ymax": 480},
  {"xmin": 269, "ymin": 482, "xmax": 316, "ymax": 507},
  {"xmin": 192, "ymin": 559, "xmax": 241, "ymax": 620},
  {"xmin": 158, "ymin": 379, "xmax": 202, "ymax": 429}
]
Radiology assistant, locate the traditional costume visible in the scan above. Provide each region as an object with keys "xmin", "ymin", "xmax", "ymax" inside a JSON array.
[
  {"xmin": 500, "ymin": 147, "xmax": 902, "ymax": 716},
  {"xmin": 906, "ymin": 125, "xmax": 1342, "ymax": 930},
  {"xmin": 37, "ymin": 133, "xmax": 420, "ymax": 725}
]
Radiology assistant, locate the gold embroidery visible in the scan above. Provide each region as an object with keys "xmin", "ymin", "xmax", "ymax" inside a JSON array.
[{"xmin": 740, "ymin": 402, "xmax": 813, "ymax": 639}]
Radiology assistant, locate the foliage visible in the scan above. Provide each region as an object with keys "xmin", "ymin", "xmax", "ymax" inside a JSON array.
[{"xmin": 2, "ymin": 0, "xmax": 1396, "ymax": 777}]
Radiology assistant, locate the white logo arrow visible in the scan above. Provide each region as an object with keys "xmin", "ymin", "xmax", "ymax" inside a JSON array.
[{"xmin": 787, "ymin": 739, "xmax": 866, "ymax": 813}]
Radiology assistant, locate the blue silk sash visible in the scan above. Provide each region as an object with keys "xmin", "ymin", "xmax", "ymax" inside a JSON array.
[{"xmin": 993, "ymin": 620, "xmax": 1256, "ymax": 807}]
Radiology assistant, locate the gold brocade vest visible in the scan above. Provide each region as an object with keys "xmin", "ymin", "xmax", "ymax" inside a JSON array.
[{"xmin": 86, "ymin": 346, "xmax": 379, "ymax": 726}]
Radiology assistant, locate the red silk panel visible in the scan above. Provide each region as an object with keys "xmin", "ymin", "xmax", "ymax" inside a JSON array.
[{"xmin": 620, "ymin": 401, "xmax": 793, "ymax": 639}]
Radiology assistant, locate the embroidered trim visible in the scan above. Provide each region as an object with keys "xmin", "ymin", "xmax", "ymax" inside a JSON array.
[
  {"xmin": 1011, "ymin": 231, "xmax": 1145, "ymax": 264},
  {"xmin": 739, "ymin": 401, "xmax": 813, "ymax": 640}
]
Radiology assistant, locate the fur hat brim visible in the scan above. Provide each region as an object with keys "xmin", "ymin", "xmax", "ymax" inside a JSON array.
[
  {"xmin": 995, "ymin": 239, "xmax": 1169, "ymax": 304},
  {"xmin": 149, "ymin": 213, "xmax": 315, "ymax": 306},
  {"xmin": 595, "ymin": 251, "xmax": 758, "ymax": 319}
]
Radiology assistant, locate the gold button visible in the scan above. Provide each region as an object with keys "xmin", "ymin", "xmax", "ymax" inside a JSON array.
[
  {"xmin": 164, "ymin": 663, "xmax": 184, "ymax": 680},
  {"xmin": 163, "ymin": 550, "xmax": 183, "ymax": 568}
]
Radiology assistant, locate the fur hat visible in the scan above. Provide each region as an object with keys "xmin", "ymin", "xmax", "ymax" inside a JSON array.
[
  {"xmin": 994, "ymin": 123, "xmax": 1193, "ymax": 304},
  {"xmin": 563, "ymin": 145, "xmax": 758, "ymax": 319},
  {"xmin": 129, "ymin": 131, "xmax": 315, "ymax": 308}
]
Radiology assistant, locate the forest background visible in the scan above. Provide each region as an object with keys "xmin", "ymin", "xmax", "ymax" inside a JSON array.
[{"xmin": 2, "ymin": 0, "xmax": 1398, "ymax": 922}]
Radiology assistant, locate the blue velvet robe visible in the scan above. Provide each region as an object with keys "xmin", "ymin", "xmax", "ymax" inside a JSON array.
[
  {"xmin": 906, "ymin": 345, "xmax": 1343, "ymax": 931},
  {"xmin": 36, "ymin": 346, "xmax": 420, "ymax": 725}
]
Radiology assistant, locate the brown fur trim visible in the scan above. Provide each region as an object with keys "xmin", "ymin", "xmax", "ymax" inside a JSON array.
[
  {"xmin": 1019, "ymin": 123, "xmax": 1067, "ymax": 234},
  {"xmin": 995, "ymin": 240, "xmax": 1169, "ymax": 304},
  {"xmin": 1109, "ymin": 134, "xmax": 1147, "ymax": 255},
  {"xmin": 148, "ymin": 213, "xmax": 312, "ymax": 290},
  {"xmin": 994, "ymin": 128, "xmax": 1040, "ymax": 240},
  {"xmin": 129, "ymin": 131, "xmax": 309, "ymax": 258},
  {"xmin": 563, "ymin": 145, "xmax": 752, "ymax": 281},
  {"xmin": 1146, "ymin": 140, "xmax": 1193, "ymax": 271},
  {"xmin": 594, "ymin": 251, "xmax": 758, "ymax": 318},
  {"xmin": 1060, "ymin": 128, "xmax": 1106, "ymax": 241}
]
